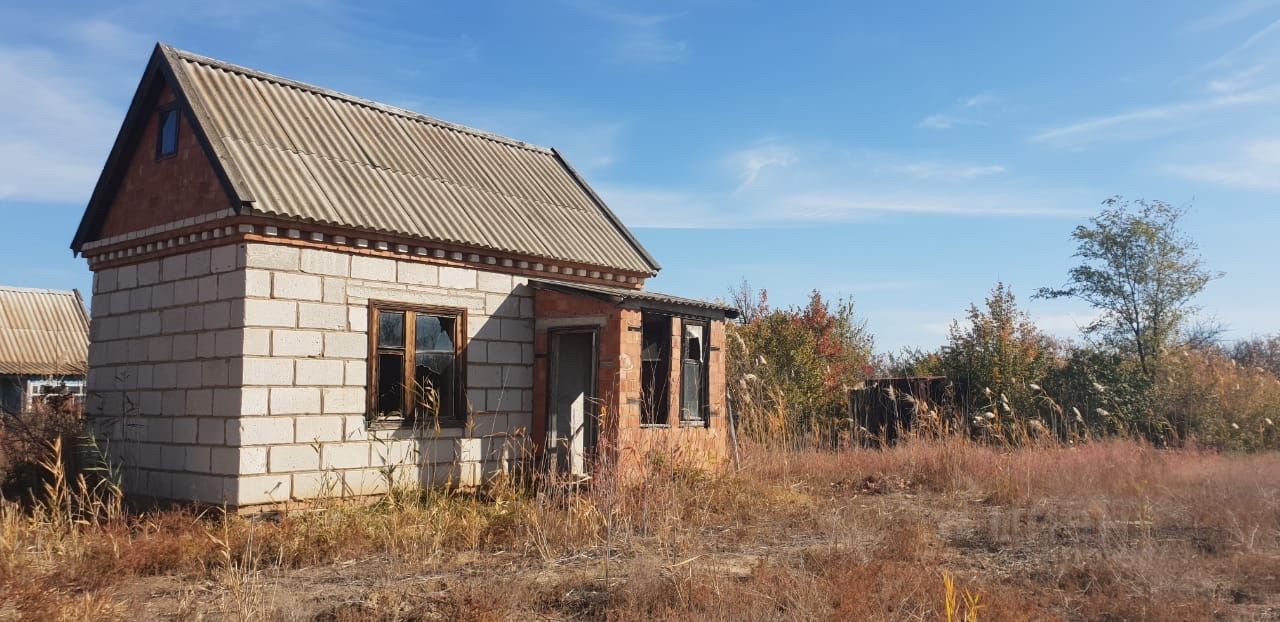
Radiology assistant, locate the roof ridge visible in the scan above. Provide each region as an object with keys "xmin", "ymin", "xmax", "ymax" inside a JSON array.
[
  {"xmin": 0, "ymin": 286, "xmax": 80, "ymax": 295},
  {"xmin": 165, "ymin": 44, "xmax": 556, "ymax": 156}
]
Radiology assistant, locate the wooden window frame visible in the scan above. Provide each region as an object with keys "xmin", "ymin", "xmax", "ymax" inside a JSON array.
[
  {"xmin": 366, "ymin": 301, "xmax": 468, "ymax": 429},
  {"xmin": 155, "ymin": 106, "xmax": 180, "ymax": 160},
  {"xmin": 678, "ymin": 318, "xmax": 711, "ymax": 426}
]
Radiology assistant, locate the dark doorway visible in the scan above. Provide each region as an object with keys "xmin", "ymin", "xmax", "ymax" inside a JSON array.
[{"xmin": 548, "ymin": 328, "xmax": 598, "ymax": 475}]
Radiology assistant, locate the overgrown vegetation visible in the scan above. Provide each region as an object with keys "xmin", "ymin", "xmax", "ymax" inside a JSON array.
[
  {"xmin": 733, "ymin": 197, "xmax": 1279, "ymax": 451},
  {"xmin": 726, "ymin": 282, "xmax": 874, "ymax": 441},
  {"xmin": 2, "ymin": 433, "xmax": 1278, "ymax": 619}
]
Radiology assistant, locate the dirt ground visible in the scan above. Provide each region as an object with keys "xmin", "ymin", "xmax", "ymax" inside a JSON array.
[
  {"xmin": 108, "ymin": 488, "xmax": 1280, "ymax": 620},
  {"xmin": 4, "ymin": 441, "xmax": 1280, "ymax": 620}
]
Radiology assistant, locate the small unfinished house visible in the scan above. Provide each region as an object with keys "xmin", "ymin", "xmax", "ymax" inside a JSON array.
[{"xmin": 72, "ymin": 44, "xmax": 736, "ymax": 508}]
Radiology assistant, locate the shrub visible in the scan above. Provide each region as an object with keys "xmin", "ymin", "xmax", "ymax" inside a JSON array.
[
  {"xmin": 727, "ymin": 284, "xmax": 873, "ymax": 442},
  {"xmin": 1, "ymin": 386, "xmax": 89, "ymax": 501}
]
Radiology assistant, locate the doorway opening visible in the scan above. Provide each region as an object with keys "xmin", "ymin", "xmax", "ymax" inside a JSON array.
[{"xmin": 547, "ymin": 328, "xmax": 599, "ymax": 476}]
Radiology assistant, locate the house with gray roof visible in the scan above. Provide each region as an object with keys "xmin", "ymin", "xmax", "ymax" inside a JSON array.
[
  {"xmin": 72, "ymin": 44, "xmax": 735, "ymax": 508},
  {"xmin": 0, "ymin": 287, "xmax": 89, "ymax": 414}
]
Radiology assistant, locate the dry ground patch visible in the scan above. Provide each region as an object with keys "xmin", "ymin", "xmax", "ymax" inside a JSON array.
[{"xmin": 2, "ymin": 439, "xmax": 1279, "ymax": 620}]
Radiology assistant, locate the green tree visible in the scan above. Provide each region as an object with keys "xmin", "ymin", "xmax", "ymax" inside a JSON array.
[
  {"xmin": 1036, "ymin": 197, "xmax": 1221, "ymax": 378},
  {"xmin": 1042, "ymin": 345, "xmax": 1153, "ymax": 438},
  {"xmin": 727, "ymin": 285, "xmax": 873, "ymax": 438},
  {"xmin": 936, "ymin": 283, "xmax": 1059, "ymax": 420},
  {"xmin": 1232, "ymin": 334, "xmax": 1280, "ymax": 378}
]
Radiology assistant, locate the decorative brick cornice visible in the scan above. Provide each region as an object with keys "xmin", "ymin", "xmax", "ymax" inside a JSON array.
[{"xmin": 82, "ymin": 214, "xmax": 648, "ymax": 289}]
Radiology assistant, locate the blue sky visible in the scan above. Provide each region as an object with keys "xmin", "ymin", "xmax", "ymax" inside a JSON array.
[{"xmin": 2, "ymin": 1, "xmax": 1279, "ymax": 353}]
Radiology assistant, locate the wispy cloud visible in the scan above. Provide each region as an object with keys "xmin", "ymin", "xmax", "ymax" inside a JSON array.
[
  {"xmin": 593, "ymin": 185, "xmax": 724, "ymax": 229},
  {"xmin": 1207, "ymin": 64, "xmax": 1267, "ymax": 92},
  {"xmin": 918, "ymin": 93, "xmax": 1000, "ymax": 130},
  {"xmin": 1186, "ymin": 0, "xmax": 1280, "ymax": 32},
  {"xmin": 962, "ymin": 93, "xmax": 1001, "ymax": 108},
  {"xmin": 568, "ymin": 1, "xmax": 688, "ymax": 64},
  {"xmin": 0, "ymin": 28, "xmax": 141, "ymax": 203},
  {"xmin": 1167, "ymin": 139, "xmax": 1280, "ymax": 190},
  {"xmin": 882, "ymin": 161, "xmax": 1006, "ymax": 182},
  {"xmin": 1031, "ymin": 87, "xmax": 1280, "ymax": 147},
  {"xmin": 727, "ymin": 143, "xmax": 796, "ymax": 190},
  {"xmin": 600, "ymin": 141, "xmax": 1086, "ymax": 228},
  {"xmin": 63, "ymin": 19, "xmax": 150, "ymax": 58},
  {"xmin": 779, "ymin": 192, "xmax": 1085, "ymax": 220},
  {"xmin": 1216, "ymin": 17, "xmax": 1280, "ymax": 63},
  {"xmin": 918, "ymin": 114, "xmax": 986, "ymax": 130}
]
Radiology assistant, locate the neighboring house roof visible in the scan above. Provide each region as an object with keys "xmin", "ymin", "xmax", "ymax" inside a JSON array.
[
  {"xmin": 0, "ymin": 287, "xmax": 90, "ymax": 376},
  {"xmin": 73, "ymin": 44, "xmax": 660, "ymax": 276},
  {"xmin": 529, "ymin": 278, "xmax": 739, "ymax": 320}
]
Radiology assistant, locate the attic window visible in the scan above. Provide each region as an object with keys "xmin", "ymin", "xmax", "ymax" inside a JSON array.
[{"xmin": 156, "ymin": 108, "xmax": 179, "ymax": 159}]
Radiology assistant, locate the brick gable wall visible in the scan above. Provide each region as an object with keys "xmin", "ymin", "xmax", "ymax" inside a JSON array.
[{"xmin": 98, "ymin": 83, "xmax": 233, "ymax": 240}]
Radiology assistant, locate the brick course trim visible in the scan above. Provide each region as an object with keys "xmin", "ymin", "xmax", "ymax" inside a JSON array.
[{"xmin": 84, "ymin": 217, "xmax": 648, "ymax": 289}]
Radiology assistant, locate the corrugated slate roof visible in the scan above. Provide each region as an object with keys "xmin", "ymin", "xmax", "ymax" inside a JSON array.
[
  {"xmin": 0, "ymin": 287, "xmax": 89, "ymax": 376},
  {"xmin": 161, "ymin": 45, "xmax": 658, "ymax": 275},
  {"xmin": 529, "ymin": 279, "xmax": 738, "ymax": 319}
]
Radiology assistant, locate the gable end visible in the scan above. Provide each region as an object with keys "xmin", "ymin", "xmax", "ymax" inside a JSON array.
[{"xmin": 71, "ymin": 44, "xmax": 247, "ymax": 254}]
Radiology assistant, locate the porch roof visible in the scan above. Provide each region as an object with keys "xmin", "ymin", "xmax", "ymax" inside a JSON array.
[{"xmin": 529, "ymin": 279, "xmax": 739, "ymax": 320}]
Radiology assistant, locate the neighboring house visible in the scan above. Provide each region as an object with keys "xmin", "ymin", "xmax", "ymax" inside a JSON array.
[
  {"xmin": 71, "ymin": 44, "xmax": 736, "ymax": 509},
  {"xmin": 0, "ymin": 287, "xmax": 90, "ymax": 414}
]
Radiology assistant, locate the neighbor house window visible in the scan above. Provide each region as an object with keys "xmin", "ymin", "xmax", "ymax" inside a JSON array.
[
  {"xmin": 369, "ymin": 303, "xmax": 466, "ymax": 426},
  {"xmin": 680, "ymin": 320, "xmax": 709, "ymax": 424},
  {"xmin": 640, "ymin": 313, "xmax": 671, "ymax": 426},
  {"xmin": 156, "ymin": 107, "xmax": 179, "ymax": 159},
  {"xmin": 26, "ymin": 379, "xmax": 86, "ymax": 410}
]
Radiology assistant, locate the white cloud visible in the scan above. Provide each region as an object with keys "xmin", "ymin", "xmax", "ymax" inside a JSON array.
[
  {"xmin": 727, "ymin": 143, "xmax": 796, "ymax": 190},
  {"xmin": 919, "ymin": 93, "xmax": 1000, "ymax": 130},
  {"xmin": 1167, "ymin": 139, "xmax": 1280, "ymax": 190},
  {"xmin": 882, "ymin": 162, "xmax": 1006, "ymax": 182},
  {"xmin": 963, "ymin": 93, "xmax": 1001, "ymax": 108},
  {"xmin": 1207, "ymin": 64, "xmax": 1267, "ymax": 92},
  {"xmin": 1219, "ymin": 17, "xmax": 1280, "ymax": 61},
  {"xmin": 593, "ymin": 185, "xmax": 725, "ymax": 229},
  {"xmin": 1186, "ymin": 1, "xmax": 1280, "ymax": 32},
  {"xmin": 615, "ymin": 25, "xmax": 687, "ymax": 64},
  {"xmin": 0, "ymin": 44, "xmax": 127, "ymax": 203},
  {"xmin": 1031, "ymin": 86, "xmax": 1280, "ymax": 147},
  {"xmin": 63, "ymin": 19, "xmax": 151, "ymax": 58},
  {"xmin": 568, "ymin": 1, "xmax": 688, "ymax": 64},
  {"xmin": 778, "ymin": 192, "xmax": 1086, "ymax": 220},
  {"xmin": 918, "ymin": 114, "xmax": 985, "ymax": 130},
  {"xmin": 600, "ymin": 141, "xmax": 1087, "ymax": 228}
]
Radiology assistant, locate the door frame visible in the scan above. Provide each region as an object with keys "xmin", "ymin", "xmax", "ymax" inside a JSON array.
[{"xmin": 546, "ymin": 326, "xmax": 600, "ymax": 475}]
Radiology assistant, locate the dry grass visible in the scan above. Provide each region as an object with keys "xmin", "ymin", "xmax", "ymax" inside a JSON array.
[{"xmin": 1, "ymin": 438, "xmax": 1279, "ymax": 620}]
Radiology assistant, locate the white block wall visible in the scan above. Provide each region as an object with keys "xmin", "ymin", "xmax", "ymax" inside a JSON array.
[
  {"xmin": 87, "ymin": 242, "xmax": 535, "ymax": 507},
  {"xmin": 88, "ymin": 244, "xmax": 247, "ymax": 504}
]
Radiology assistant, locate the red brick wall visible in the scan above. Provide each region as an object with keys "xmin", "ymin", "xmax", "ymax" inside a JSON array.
[
  {"xmin": 617, "ymin": 315, "xmax": 730, "ymax": 472},
  {"xmin": 98, "ymin": 83, "xmax": 233, "ymax": 239},
  {"xmin": 532, "ymin": 288, "xmax": 730, "ymax": 474},
  {"xmin": 531, "ymin": 289, "xmax": 623, "ymax": 450}
]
